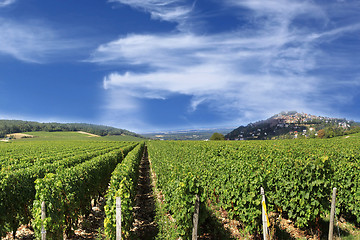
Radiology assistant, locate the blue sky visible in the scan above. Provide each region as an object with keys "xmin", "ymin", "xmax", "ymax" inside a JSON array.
[{"xmin": 0, "ymin": 0, "xmax": 359, "ymax": 133}]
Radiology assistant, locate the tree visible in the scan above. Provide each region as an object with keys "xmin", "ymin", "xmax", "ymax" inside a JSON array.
[
  {"xmin": 317, "ymin": 129, "xmax": 325, "ymax": 139},
  {"xmin": 210, "ymin": 132, "xmax": 225, "ymax": 140},
  {"xmin": 325, "ymin": 128, "xmax": 335, "ymax": 138}
]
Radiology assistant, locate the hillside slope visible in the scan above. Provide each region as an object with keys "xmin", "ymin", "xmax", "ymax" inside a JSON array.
[
  {"xmin": 0, "ymin": 120, "xmax": 144, "ymax": 139},
  {"xmin": 226, "ymin": 111, "xmax": 360, "ymax": 140}
]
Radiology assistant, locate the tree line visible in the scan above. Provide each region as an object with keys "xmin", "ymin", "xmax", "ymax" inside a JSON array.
[
  {"xmin": 316, "ymin": 125, "xmax": 360, "ymax": 139},
  {"xmin": 0, "ymin": 120, "xmax": 143, "ymax": 138}
]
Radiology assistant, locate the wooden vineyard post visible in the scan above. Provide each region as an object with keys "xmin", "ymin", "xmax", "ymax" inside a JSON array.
[
  {"xmin": 41, "ymin": 201, "xmax": 46, "ymax": 240},
  {"xmin": 192, "ymin": 194, "xmax": 200, "ymax": 240},
  {"xmin": 116, "ymin": 197, "xmax": 122, "ymax": 240},
  {"xmin": 328, "ymin": 188, "xmax": 337, "ymax": 240},
  {"xmin": 261, "ymin": 187, "xmax": 270, "ymax": 240}
]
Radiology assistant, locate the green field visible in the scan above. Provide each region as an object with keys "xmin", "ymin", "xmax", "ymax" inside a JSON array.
[
  {"xmin": 147, "ymin": 137, "xmax": 360, "ymax": 239},
  {"xmin": 4, "ymin": 131, "xmax": 145, "ymax": 141},
  {"xmin": 24, "ymin": 131, "xmax": 99, "ymax": 140},
  {"xmin": 101, "ymin": 134, "xmax": 146, "ymax": 142},
  {"xmin": 1, "ymin": 131, "xmax": 359, "ymax": 239},
  {"xmin": 344, "ymin": 132, "xmax": 360, "ymax": 139},
  {"xmin": 0, "ymin": 136, "xmax": 140, "ymax": 238}
]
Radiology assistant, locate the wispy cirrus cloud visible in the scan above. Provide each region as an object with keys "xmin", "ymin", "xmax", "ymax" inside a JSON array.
[
  {"xmin": 94, "ymin": 0, "xmax": 360, "ymax": 130},
  {"xmin": 90, "ymin": 31, "xmax": 306, "ymax": 74},
  {"xmin": 109, "ymin": 0, "xmax": 195, "ymax": 30},
  {"xmin": 0, "ymin": 0, "xmax": 16, "ymax": 7},
  {"xmin": 0, "ymin": 19, "xmax": 89, "ymax": 63},
  {"xmin": 93, "ymin": 31, "xmax": 324, "ymax": 128},
  {"xmin": 307, "ymin": 23, "xmax": 360, "ymax": 42},
  {"xmin": 224, "ymin": 0, "xmax": 324, "ymax": 16}
]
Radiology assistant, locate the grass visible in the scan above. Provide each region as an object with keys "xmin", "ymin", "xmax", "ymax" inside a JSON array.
[
  {"xmin": 101, "ymin": 135, "xmax": 145, "ymax": 142},
  {"xmin": 22, "ymin": 131, "xmax": 95, "ymax": 140},
  {"xmin": 270, "ymin": 213, "xmax": 360, "ymax": 240},
  {"xmin": 319, "ymin": 214, "xmax": 360, "ymax": 240},
  {"xmin": 345, "ymin": 132, "xmax": 360, "ymax": 139},
  {"xmin": 12, "ymin": 131, "xmax": 145, "ymax": 141}
]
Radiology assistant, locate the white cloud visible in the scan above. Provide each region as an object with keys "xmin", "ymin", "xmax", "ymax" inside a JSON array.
[
  {"xmin": 225, "ymin": 0, "xmax": 321, "ymax": 15},
  {"xmin": 94, "ymin": 0, "xmax": 360, "ymax": 130},
  {"xmin": 90, "ymin": 32, "xmax": 301, "ymax": 74},
  {"xmin": 307, "ymin": 23, "xmax": 360, "ymax": 42},
  {"xmin": 103, "ymin": 65, "xmax": 231, "ymax": 96},
  {"xmin": 0, "ymin": 0, "xmax": 16, "ymax": 7},
  {"xmin": 90, "ymin": 33, "xmax": 209, "ymax": 67},
  {"xmin": 0, "ymin": 19, "xmax": 87, "ymax": 63},
  {"xmin": 109, "ymin": 0, "xmax": 194, "ymax": 30},
  {"xmin": 99, "ymin": 39, "xmax": 326, "ymax": 127}
]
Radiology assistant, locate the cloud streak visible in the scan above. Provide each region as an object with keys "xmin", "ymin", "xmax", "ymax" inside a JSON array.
[
  {"xmin": 0, "ymin": 19, "xmax": 89, "ymax": 63},
  {"xmin": 109, "ymin": 0, "xmax": 194, "ymax": 30},
  {"xmin": 93, "ymin": 0, "xmax": 360, "ymax": 130},
  {"xmin": 0, "ymin": 0, "xmax": 16, "ymax": 7}
]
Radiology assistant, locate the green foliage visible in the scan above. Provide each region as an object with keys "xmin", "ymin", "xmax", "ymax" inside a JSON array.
[
  {"xmin": 1, "ymin": 131, "xmax": 360, "ymax": 238},
  {"xmin": 0, "ymin": 140, "xmax": 136, "ymax": 238},
  {"xmin": 32, "ymin": 146, "xmax": 135, "ymax": 238},
  {"xmin": 168, "ymin": 174, "xmax": 202, "ymax": 237},
  {"xmin": 32, "ymin": 173, "xmax": 65, "ymax": 239},
  {"xmin": 210, "ymin": 132, "xmax": 225, "ymax": 140},
  {"xmin": 266, "ymin": 156, "xmax": 332, "ymax": 228},
  {"xmin": 345, "ymin": 126, "xmax": 360, "ymax": 135},
  {"xmin": 154, "ymin": 195, "xmax": 179, "ymax": 240},
  {"xmin": 226, "ymin": 112, "xmax": 360, "ymax": 140},
  {"xmin": 0, "ymin": 119, "xmax": 144, "ymax": 138},
  {"xmin": 317, "ymin": 126, "xmax": 360, "ymax": 139},
  {"xmin": 147, "ymin": 141, "xmax": 204, "ymax": 238},
  {"xmin": 147, "ymin": 138, "xmax": 360, "ymax": 235},
  {"xmin": 104, "ymin": 143, "xmax": 145, "ymax": 239},
  {"xmin": 332, "ymin": 151, "xmax": 360, "ymax": 223},
  {"xmin": 101, "ymin": 135, "xmax": 146, "ymax": 142}
]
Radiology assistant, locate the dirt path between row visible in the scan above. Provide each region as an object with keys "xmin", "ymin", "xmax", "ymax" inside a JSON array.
[{"xmin": 130, "ymin": 146, "xmax": 158, "ymax": 239}]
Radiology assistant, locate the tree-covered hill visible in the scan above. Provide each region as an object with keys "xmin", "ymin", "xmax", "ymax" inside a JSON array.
[{"xmin": 0, "ymin": 120, "xmax": 144, "ymax": 139}]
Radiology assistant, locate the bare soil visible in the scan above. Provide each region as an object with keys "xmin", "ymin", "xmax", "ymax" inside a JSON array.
[
  {"xmin": 1, "ymin": 200, "xmax": 105, "ymax": 240},
  {"xmin": 6, "ymin": 133, "xmax": 33, "ymax": 139},
  {"xmin": 72, "ymin": 198, "xmax": 106, "ymax": 239},
  {"xmin": 130, "ymin": 146, "xmax": 158, "ymax": 239},
  {"xmin": 76, "ymin": 131, "xmax": 100, "ymax": 137}
]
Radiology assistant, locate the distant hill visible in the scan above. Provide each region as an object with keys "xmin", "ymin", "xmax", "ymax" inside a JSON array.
[
  {"xmin": 143, "ymin": 128, "xmax": 233, "ymax": 140},
  {"xmin": 226, "ymin": 111, "xmax": 360, "ymax": 140},
  {"xmin": 0, "ymin": 120, "xmax": 144, "ymax": 139}
]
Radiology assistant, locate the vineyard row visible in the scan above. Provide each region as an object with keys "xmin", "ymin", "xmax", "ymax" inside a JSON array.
[
  {"xmin": 0, "ymin": 141, "xmax": 139, "ymax": 238},
  {"xmin": 147, "ymin": 138, "xmax": 360, "ymax": 238}
]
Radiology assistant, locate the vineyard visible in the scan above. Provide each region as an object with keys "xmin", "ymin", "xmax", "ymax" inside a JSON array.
[
  {"xmin": 146, "ymin": 137, "xmax": 360, "ymax": 239},
  {"xmin": 0, "ymin": 139, "xmax": 143, "ymax": 239},
  {"xmin": 0, "ymin": 134, "xmax": 359, "ymax": 239}
]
